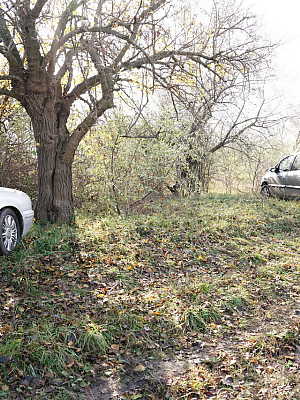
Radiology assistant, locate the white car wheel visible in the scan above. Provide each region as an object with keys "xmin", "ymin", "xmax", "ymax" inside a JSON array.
[{"xmin": 0, "ymin": 208, "xmax": 21, "ymax": 255}]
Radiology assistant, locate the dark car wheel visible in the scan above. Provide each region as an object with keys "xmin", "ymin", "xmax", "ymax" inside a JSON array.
[
  {"xmin": 0, "ymin": 208, "xmax": 21, "ymax": 255},
  {"xmin": 260, "ymin": 184, "xmax": 272, "ymax": 198}
]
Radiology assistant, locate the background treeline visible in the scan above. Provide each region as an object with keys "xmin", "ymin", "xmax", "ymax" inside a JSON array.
[{"xmin": 1, "ymin": 95, "xmax": 298, "ymax": 215}]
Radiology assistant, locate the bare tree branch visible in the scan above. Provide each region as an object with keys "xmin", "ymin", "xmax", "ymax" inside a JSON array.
[
  {"xmin": 16, "ymin": 5, "xmax": 43, "ymax": 73},
  {"xmin": 46, "ymin": 0, "xmax": 84, "ymax": 74},
  {"xmin": 66, "ymin": 73, "xmax": 102, "ymax": 102},
  {"xmin": 64, "ymin": 68, "xmax": 114, "ymax": 162},
  {"xmin": 0, "ymin": 74, "xmax": 23, "ymax": 82},
  {"xmin": 0, "ymin": 11, "xmax": 23, "ymax": 70},
  {"xmin": 31, "ymin": 0, "xmax": 49, "ymax": 18}
]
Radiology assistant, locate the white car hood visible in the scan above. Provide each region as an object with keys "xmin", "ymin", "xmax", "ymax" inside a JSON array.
[{"xmin": 0, "ymin": 187, "xmax": 32, "ymax": 212}]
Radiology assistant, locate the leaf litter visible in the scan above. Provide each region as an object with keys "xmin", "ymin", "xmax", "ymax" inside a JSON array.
[{"xmin": 0, "ymin": 195, "xmax": 299, "ymax": 399}]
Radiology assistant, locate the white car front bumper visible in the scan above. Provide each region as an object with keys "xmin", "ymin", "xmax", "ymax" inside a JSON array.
[{"xmin": 22, "ymin": 209, "xmax": 34, "ymax": 236}]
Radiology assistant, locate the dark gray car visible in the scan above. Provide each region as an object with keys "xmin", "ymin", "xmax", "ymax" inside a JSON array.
[{"xmin": 261, "ymin": 153, "xmax": 300, "ymax": 199}]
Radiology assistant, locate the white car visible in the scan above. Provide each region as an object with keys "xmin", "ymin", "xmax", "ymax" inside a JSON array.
[{"xmin": 0, "ymin": 187, "xmax": 34, "ymax": 255}]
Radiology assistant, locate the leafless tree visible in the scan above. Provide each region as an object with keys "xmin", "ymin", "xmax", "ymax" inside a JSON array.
[
  {"xmin": 154, "ymin": 0, "xmax": 276, "ymax": 194},
  {"xmin": 0, "ymin": 0, "xmax": 274, "ymax": 222}
]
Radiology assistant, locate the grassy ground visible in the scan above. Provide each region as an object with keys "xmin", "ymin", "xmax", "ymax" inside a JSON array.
[{"xmin": 0, "ymin": 194, "xmax": 299, "ymax": 399}]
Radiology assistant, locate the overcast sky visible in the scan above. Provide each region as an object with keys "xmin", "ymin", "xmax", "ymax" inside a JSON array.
[{"xmin": 243, "ymin": 0, "xmax": 300, "ymax": 112}]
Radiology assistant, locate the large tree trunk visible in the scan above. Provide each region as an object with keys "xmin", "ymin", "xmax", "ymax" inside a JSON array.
[
  {"xmin": 29, "ymin": 99, "xmax": 74, "ymax": 224},
  {"xmin": 35, "ymin": 147, "xmax": 74, "ymax": 223},
  {"xmin": 175, "ymin": 155, "xmax": 212, "ymax": 196}
]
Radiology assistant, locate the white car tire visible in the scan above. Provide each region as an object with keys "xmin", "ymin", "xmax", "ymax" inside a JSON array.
[{"xmin": 0, "ymin": 208, "xmax": 21, "ymax": 255}]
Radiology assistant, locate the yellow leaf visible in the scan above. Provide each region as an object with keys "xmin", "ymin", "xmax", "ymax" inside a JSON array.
[
  {"xmin": 66, "ymin": 359, "xmax": 76, "ymax": 368},
  {"xmin": 133, "ymin": 364, "xmax": 146, "ymax": 372},
  {"xmin": 110, "ymin": 344, "xmax": 120, "ymax": 352}
]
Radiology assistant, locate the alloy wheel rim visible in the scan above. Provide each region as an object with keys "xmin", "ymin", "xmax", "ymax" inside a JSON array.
[
  {"xmin": 2, "ymin": 215, "xmax": 18, "ymax": 251},
  {"xmin": 262, "ymin": 186, "xmax": 270, "ymax": 197}
]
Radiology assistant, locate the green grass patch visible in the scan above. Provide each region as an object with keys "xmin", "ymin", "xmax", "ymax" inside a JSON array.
[{"xmin": 183, "ymin": 307, "xmax": 221, "ymax": 332}]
